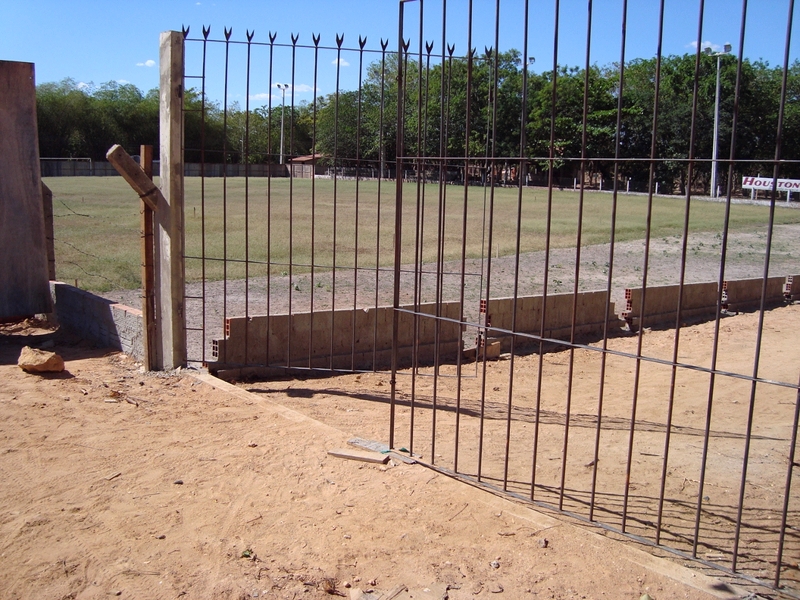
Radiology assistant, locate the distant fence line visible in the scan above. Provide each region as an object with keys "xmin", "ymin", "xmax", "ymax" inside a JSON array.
[{"xmin": 37, "ymin": 159, "xmax": 796, "ymax": 200}]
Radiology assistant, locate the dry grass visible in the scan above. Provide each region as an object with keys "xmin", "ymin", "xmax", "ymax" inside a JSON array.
[{"xmin": 45, "ymin": 176, "xmax": 800, "ymax": 292}]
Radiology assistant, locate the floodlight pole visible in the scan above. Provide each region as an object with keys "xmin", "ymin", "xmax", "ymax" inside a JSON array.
[
  {"xmin": 706, "ymin": 44, "xmax": 732, "ymax": 198},
  {"xmin": 277, "ymin": 83, "xmax": 289, "ymax": 165}
]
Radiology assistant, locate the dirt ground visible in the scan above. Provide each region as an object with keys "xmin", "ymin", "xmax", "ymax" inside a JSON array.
[
  {"xmin": 236, "ymin": 304, "xmax": 800, "ymax": 594},
  {"xmin": 0, "ymin": 318, "xmax": 785, "ymax": 599}
]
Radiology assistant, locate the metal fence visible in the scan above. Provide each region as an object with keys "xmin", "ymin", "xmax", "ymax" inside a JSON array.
[{"xmin": 179, "ymin": 0, "xmax": 800, "ymax": 593}]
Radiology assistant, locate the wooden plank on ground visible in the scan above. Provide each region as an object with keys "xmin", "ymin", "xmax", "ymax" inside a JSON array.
[
  {"xmin": 0, "ymin": 61, "xmax": 52, "ymax": 319},
  {"xmin": 327, "ymin": 448, "xmax": 390, "ymax": 464},
  {"xmin": 347, "ymin": 437, "xmax": 417, "ymax": 464}
]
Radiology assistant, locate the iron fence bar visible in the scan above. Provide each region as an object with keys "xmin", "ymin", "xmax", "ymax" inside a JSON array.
[
  {"xmin": 625, "ymin": 0, "xmax": 706, "ymax": 535},
  {"xmin": 531, "ymin": 0, "xmax": 560, "ymax": 502},
  {"xmin": 477, "ymin": 6, "xmax": 501, "ymax": 484},
  {"xmin": 777, "ymin": 383, "xmax": 800, "ymax": 588},
  {"xmin": 309, "ymin": 35, "xmax": 320, "ymax": 369},
  {"xmin": 503, "ymin": 0, "xmax": 530, "ymax": 493},
  {"xmin": 692, "ymin": 0, "xmax": 747, "ymax": 570},
  {"xmin": 642, "ymin": 0, "xmax": 669, "ymax": 543},
  {"xmin": 454, "ymin": 3, "xmax": 475, "ymax": 474},
  {"xmin": 221, "ymin": 28, "xmax": 231, "ymax": 366},
  {"xmin": 372, "ymin": 40, "xmax": 389, "ymax": 371},
  {"xmin": 590, "ymin": 0, "xmax": 630, "ymax": 523},
  {"xmin": 772, "ymin": 1, "xmax": 796, "ymax": 586},
  {"xmin": 692, "ymin": 0, "xmax": 733, "ymax": 558},
  {"xmin": 657, "ymin": 0, "xmax": 708, "ymax": 543},
  {"xmin": 351, "ymin": 36, "xmax": 366, "ymax": 372},
  {"xmin": 288, "ymin": 35, "xmax": 298, "ymax": 368},
  {"xmin": 409, "ymin": 7, "xmax": 425, "ymax": 458},
  {"xmin": 559, "ymin": 0, "xmax": 593, "ymax": 511},
  {"xmin": 389, "ymin": 0, "xmax": 409, "ymax": 451},
  {"xmin": 330, "ymin": 35, "xmax": 343, "ymax": 370},
  {"xmin": 243, "ymin": 30, "xmax": 253, "ymax": 367},
  {"xmin": 733, "ymin": 0, "xmax": 777, "ymax": 571},
  {"xmin": 200, "ymin": 30, "xmax": 209, "ymax": 365},
  {"xmin": 265, "ymin": 33, "xmax": 275, "ymax": 370},
  {"xmin": 432, "ymin": 2, "xmax": 450, "ymax": 470},
  {"xmin": 423, "ymin": 37, "xmax": 446, "ymax": 465}
]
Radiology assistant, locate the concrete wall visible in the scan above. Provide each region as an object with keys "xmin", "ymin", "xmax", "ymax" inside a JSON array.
[
  {"xmin": 209, "ymin": 301, "xmax": 463, "ymax": 374},
  {"xmin": 724, "ymin": 277, "xmax": 786, "ymax": 312},
  {"xmin": 485, "ymin": 290, "xmax": 616, "ymax": 350},
  {"xmin": 52, "ymin": 282, "xmax": 143, "ymax": 361},
  {"xmin": 622, "ymin": 282, "xmax": 720, "ymax": 329},
  {"xmin": 622, "ymin": 277, "xmax": 789, "ymax": 329}
]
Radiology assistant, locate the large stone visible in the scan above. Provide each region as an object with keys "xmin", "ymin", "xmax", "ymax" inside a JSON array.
[{"xmin": 17, "ymin": 346, "xmax": 64, "ymax": 373}]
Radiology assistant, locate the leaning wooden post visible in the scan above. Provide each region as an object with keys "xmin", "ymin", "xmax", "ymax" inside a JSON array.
[
  {"xmin": 157, "ymin": 30, "xmax": 186, "ymax": 370},
  {"xmin": 106, "ymin": 143, "xmax": 163, "ymax": 368}
]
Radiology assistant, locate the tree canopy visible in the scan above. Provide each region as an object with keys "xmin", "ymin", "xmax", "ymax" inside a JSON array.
[{"xmin": 37, "ymin": 51, "xmax": 800, "ymax": 194}]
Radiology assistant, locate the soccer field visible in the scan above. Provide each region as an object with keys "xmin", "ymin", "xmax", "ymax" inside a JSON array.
[{"xmin": 44, "ymin": 176, "xmax": 800, "ymax": 292}]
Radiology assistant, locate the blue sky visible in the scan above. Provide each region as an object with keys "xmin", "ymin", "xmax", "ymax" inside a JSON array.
[{"xmin": 1, "ymin": 0, "xmax": 797, "ymax": 109}]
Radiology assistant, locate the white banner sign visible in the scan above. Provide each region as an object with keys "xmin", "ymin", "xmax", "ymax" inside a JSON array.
[{"xmin": 742, "ymin": 176, "xmax": 800, "ymax": 191}]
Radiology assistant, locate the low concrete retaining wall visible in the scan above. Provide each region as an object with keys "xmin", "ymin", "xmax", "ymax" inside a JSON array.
[
  {"xmin": 724, "ymin": 277, "xmax": 786, "ymax": 312},
  {"xmin": 622, "ymin": 282, "xmax": 720, "ymax": 329},
  {"xmin": 51, "ymin": 282, "xmax": 143, "ymax": 361},
  {"xmin": 208, "ymin": 301, "xmax": 463, "ymax": 374},
  {"xmin": 46, "ymin": 275, "xmax": 796, "ymax": 374},
  {"xmin": 622, "ymin": 277, "xmax": 788, "ymax": 329},
  {"xmin": 485, "ymin": 291, "xmax": 617, "ymax": 351}
]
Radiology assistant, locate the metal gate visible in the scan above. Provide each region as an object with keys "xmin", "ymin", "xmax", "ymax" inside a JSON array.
[{"xmin": 178, "ymin": 0, "xmax": 800, "ymax": 593}]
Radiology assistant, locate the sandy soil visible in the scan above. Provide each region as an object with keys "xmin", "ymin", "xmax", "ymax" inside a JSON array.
[
  {"xmin": 0, "ymin": 322, "xmax": 777, "ymax": 600},
  {"xmin": 236, "ymin": 304, "xmax": 800, "ymax": 596}
]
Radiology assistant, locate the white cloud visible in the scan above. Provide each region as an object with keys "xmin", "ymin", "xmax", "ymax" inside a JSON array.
[
  {"xmin": 117, "ymin": 79, "xmax": 130, "ymax": 85},
  {"xmin": 76, "ymin": 81, "xmax": 92, "ymax": 90},
  {"xmin": 689, "ymin": 40, "xmax": 719, "ymax": 53},
  {"xmin": 136, "ymin": 59, "xmax": 156, "ymax": 67},
  {"xmin": 270, "ymin": 83, "xmax": 316, "ymax": 93},
  {"xmin": 250, "ymin": 92, "xmax": 273, "ymax": 101},
  {"xmin": 332, "ymin": 58, "xmax": 350, "ymax": 67}
]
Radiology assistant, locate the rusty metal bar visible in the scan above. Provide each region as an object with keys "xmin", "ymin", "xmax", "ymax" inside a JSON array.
[
  {"xmin": 351, "ymin": 36, "xmax": 367, "ymax": 372},
  {"xmin": 243, "ymin": 31, "xmax": 253, "ymax": 367},
  {"xmin": 773, "ymin": 0, "xmax": 796, "ymax": 587},
  {"xmin": 221, "ymin": 28, "xmax": 231, "ymax": 366},
  {"xmin": 373, "ymin": 39, "xmax": 389, "ymax": 370},
  {"xmin": 558, "ymin": 0, "xmax": 593, "ymax": 511},
  {"xmin": 503, "ymin": 0, "xmax": 530, "ymax": 493},
  {"xmin": 309, "ymin": 35, "xmax": 320, "ymax": 369},
  {"xmin": 288, "ymin": 35, "xmax": 298, "ymax": 368},
  {"xmin": 265, "ymin": 33, "xmax": 275, "ymax": 370},
  {"xmin": 454, "ymin": 0, "xmax": 474, "ymax": 474},
  {"xmin": 389, "ymin": 0, "xmax": 409, "ymax": 451},
  {"xmin": 590, "ymin": 0, "xmax": 631, "ymax": 523},
  {"xmin": 531, "ymin": 0, "xmax": 560, "ymax": 502}
]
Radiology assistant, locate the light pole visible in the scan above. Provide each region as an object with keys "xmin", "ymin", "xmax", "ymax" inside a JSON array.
[
  {"xmin": 276, "ymin": 83, "xmax": 289, "ymax": 165},
  {"xmin": 704, "ymin": 43, "xmax": 732, "ymax": 198}
]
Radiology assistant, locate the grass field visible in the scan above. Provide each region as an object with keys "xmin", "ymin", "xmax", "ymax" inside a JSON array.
[{"xmin": 44, "ymin": 176, "xmax": 800, "ymax": 292}]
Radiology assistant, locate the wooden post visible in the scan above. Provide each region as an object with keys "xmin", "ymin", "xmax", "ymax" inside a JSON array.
[
  {"xmin": 156, "ymin": 31, "xmax": 186, "ymax": 369},
  {"xmin": 0, "ymin": 61, "xmax": 53, "ymax": 319},
  {"xmin": 140, "ymin": 146, "xmax": 156, "ymax": 371},
  {"xmin": 105, "ymin": 143, "xmax": 164, "ymax": 369}
]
